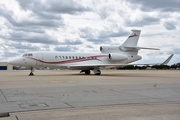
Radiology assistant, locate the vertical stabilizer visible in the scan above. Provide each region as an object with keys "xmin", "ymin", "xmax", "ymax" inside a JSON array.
[{"xmin": 122, "ymin": 30, "xmax": 141, "ymax": 47}]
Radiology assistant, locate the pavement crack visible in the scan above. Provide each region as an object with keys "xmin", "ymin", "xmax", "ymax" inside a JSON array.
[
  {"xmin": 0, "ymin": 89, "xmax": 8, "ymax": 102},
  {"xmin": 15, "ymin": 116, "xmax": 19, "ymax": 120},
  {"xmin": 63, "ymin": 102, "xmax": 74, "ymax": 108}
]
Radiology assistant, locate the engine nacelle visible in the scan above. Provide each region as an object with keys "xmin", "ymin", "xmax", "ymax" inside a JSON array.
[
  {"xmin": 108, "ymin": 53, "xmax": 127, "ymax": 61},
  {"xmin": 100, "ymin": 46, "xmax": 120, "ymax": 53}
]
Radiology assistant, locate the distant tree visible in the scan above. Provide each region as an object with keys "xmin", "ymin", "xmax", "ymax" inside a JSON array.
[
  {"xmin": 117, "ymin": 63, "xmax": 180, "ymax": 70},
  {"xmin": 170, "ymin": 64, "xmax": 177, "ymax": 69}
]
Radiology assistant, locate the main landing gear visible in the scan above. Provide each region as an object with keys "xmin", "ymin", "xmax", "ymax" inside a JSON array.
[
  {"xmin": 29, "ymin": 67, "xmax": 34, "ymax": 76},
  {"xmin": 93, "ymin": 69, "xmax": 101, "ymax": 75},
  {"xmin": 80, "ymin": 70, "xmax": 91, "ymax": 75},
  {"xmin": 80, "ymin": 69, "xmax": 101, "ymax": 75}
]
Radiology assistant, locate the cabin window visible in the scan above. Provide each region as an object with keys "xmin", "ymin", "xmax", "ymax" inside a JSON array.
[
  {"xmin": 66, "ymin": 56, "xmax": 68, "ymax": 59},
  {"xmin": 59, "ymin": 56, "xmax": 61, "ymax": 58},
  {"xmin": 55, "ymin": 56, "xmax": 58, "ymax": 59},
  {"xmin": 76, "ymin": 56, "xmax": 78, "ymax": 59},
  {"xmin": 72, "ymin": 56, "xmax": 74, "ymax": 59},
  {"xmin": 69, "ymin": 56, "xmax": 71, "ymax": 59},
  {"xmin": 62, "ymin": 56, "xmax": 64, "ymax": 59}
]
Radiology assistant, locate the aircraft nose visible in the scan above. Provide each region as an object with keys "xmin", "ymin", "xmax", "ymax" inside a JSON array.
[{"xmin": 8, "ymin": 58, "xmax": 21, "ymax": 65}]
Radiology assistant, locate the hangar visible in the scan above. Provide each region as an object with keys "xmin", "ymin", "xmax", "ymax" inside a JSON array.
[{"xmin": 0, "ymin": 62, "xmax": 13, "ymax": 70}]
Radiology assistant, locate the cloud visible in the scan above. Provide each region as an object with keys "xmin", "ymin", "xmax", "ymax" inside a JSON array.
[
  {"xmin": 86, "ymin": 45, "xmax": 93, "ymax": 48},
  {"xmin": 79, "ymin": 27, "xmax": 110, "ymax": 44},
  {"xmin": 54, "ymin": 45, "xmax": 78, "ymax": 51},
  {"xmin": 167, "ymin": 47, "xmax": 180, "ymax": 55},
  {"xmin": 125, "ymin": 16, "xmax": 160, "ymax": 27},
  {"xmin": 0, "ymin": 5, "xmax": 64, "ymax": 28},
  {"xmin": 60, "ymin": 39, "xmax": 83, "ymax": 45},
  {"xmin": 79, "ymin": 27, "xmax": 96, "ymax": 38},
  {"xmin": 163, "ymin": 21, "xmax": 176, "ymax": 30},
  {"xmin": 1, "ymin": 51, "xmax": 19, "ymax": 58},
  {"xmin": 0, "ymin": 31, "xmax": 60, "ymax": 45},
  {"xmin": 98, "ymin": 28, "xmax": 129, "ymax": 38},
  {"xmin": 16, "ymin": 0, "xmax": 91, "ymax": 14},
  {"xmin": 127, "ymin": 0, "xmax": 180, "ymax": 12},
  {"xmin": 12, "ymin": 43, "xmax": 41, "ymax": 51},
  {"xmin": 0, "ymin": 2, "xmax": 63, "ymax": 46},
  {"xmin": 86, "ymin": 38, "xmax": 110, "ymax": 44},
  {"xmin": 79, "ymin": 26, "xmax": 129, "ymax": 44},
  {"xmin": 96, "ymin": 5, "xmax": 113, "ymax": 20}
]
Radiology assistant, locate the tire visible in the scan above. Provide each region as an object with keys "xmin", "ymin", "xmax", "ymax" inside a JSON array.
[{"xmin": 85, "ymin": 70, "xmax": 91, "ymax": 75}]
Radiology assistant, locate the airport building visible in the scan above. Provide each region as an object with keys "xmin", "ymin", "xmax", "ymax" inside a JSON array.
[{"xmin": 0, "ymin": 62, "xmax": 13, "ymax": 70}]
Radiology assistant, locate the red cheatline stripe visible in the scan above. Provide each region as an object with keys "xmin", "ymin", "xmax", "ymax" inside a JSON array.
[
  {"xmin": 128, "ymin": 34, "xmax": 138, "ymax": 38},
  {"xmin": 27, "ymin": 55, "xmax": 108, "ymax": 64}
]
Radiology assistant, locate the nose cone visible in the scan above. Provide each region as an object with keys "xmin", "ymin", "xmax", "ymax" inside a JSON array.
[{"xmin": 8, "ymin": 58, "xmax": 21, "ymax": 66}]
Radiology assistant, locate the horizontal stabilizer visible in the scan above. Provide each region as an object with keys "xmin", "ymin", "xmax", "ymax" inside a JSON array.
[{"xmin": 124, "ymin": 46, "xmax": 160, "ymax": 50}]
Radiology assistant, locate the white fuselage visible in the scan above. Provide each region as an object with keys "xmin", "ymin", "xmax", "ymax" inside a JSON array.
[{"xmin": 10, "ymin": 51, "xmax": 141, "ymax": 70}]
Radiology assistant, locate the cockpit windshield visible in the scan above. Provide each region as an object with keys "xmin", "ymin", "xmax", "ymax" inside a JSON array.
[
  {"xmin": 22, "ymin": 54, "xmax": 27, "ymax": 57},
  {"xmin": 22, "ymin": 53, "xmax": 33, "ymax": 57}
]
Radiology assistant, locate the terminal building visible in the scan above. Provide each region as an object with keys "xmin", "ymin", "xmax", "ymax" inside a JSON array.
[{"xmin": 0, "ymin": 62, "xmax": 13, "ymax": 70}]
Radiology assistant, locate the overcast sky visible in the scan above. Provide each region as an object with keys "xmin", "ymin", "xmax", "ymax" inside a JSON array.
[{"xmin": 0, "ymin": 0, "xmax": 179, "ymax": 65}]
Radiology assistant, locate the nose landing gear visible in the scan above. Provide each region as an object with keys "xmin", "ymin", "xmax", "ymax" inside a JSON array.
[{"xmin": 29, "ymin": 67, "xmax": 34, "ymax": 76}]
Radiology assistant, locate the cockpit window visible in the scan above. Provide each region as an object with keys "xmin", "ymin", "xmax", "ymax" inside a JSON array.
[
  {"xmin": 27, "ymin": 53, "xmax": 33, "ymax": 56},
  {"xmin": 22, "ymin": 54, "xmax": 27, "ymax": 57},
  {"xmin": 22, "ymin": 53, "xmax": 33, "ymax": 57}
]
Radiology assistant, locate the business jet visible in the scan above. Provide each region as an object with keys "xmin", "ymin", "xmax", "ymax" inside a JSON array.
[{"xmin": 9, "ymin": 30, "xmax": 161, "ymax": 76}]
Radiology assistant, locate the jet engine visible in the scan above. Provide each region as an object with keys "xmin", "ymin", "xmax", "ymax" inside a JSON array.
[
  {"xmin": 100, "ymin": 46, "xmax": 120, "ymax": 53},
  {"xmin": 108, "ymin": 53, "xmax": 127, "ymax": 61}
]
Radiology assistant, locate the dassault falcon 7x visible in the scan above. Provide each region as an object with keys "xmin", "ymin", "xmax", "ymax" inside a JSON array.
[{"xmin": 9, "ymin": 30, "xmax": 160, "ymax": 76}]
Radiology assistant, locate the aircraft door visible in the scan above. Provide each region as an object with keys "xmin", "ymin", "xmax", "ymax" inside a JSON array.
[{"xmin": 36, "ymin": 53, "xmax": 43, "ymax": 66}]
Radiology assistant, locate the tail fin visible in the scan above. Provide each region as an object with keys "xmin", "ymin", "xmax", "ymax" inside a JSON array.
[
  {"xmin": 121, "ymin": 30, "xmax": 159, "ymax": 51},
  {"xmin": 122, "ymin": 30, "xmax": 141, "ymax": 47}
]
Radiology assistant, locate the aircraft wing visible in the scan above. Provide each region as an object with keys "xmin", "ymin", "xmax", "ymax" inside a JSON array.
[
  {"xmin": 68, "ymin": 54, "xmax": 174, "ymax": 69},
  {"xmin": 68, "ymin": 63, "xmax": 138, "ymax": 69},
  {"xmin": 136, "ymin": 54, "xmax": 174, "ymax": 66},
  {"xmin": 161, "ymin": 54, "xmax": 174, "ymax": 65}
]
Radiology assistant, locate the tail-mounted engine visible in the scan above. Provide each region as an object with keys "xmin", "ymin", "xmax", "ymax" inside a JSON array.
[
  {"xmin": 100, "ymin": 46, "xmax": 120, "ymax": 53},
  {"xmin": 108, "ymin": 53, "xmax": 127, "ymax": 61}
]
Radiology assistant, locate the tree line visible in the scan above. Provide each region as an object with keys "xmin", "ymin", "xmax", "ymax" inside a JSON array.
[{"xmin": 117, "ymin": 63, "xmax": 180, "ymax": 70}]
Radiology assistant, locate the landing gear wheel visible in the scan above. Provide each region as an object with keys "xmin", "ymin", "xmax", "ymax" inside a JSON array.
[
  {"xmin": 85, "ymin": 70, "xmax": 91, "ymax": 75},
  {"xmin": 93, "ymin": 69, "xmax": 101, "ymax": 75},
  {"xmin": 29, "ymin": 67, "xmax": 34, "ymax": 76},
  {"xmin": 80, "ymin": 70, "xmax": 91, "ymax": 75},
  {"xmin": 29, "ymin": 72, "xmax": 34, "ymax": 76}
]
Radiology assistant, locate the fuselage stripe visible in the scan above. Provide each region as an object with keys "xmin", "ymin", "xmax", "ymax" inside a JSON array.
[{"xmin": 27, "ymin": 55, "xmax": 108, "ymax": 64}]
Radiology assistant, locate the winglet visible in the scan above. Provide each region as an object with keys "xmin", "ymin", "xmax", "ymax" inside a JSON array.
[{"xmin": 161, "ymin": 54, "xmax": 174, "ymax": 65}]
